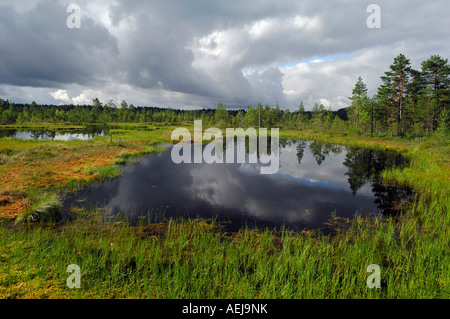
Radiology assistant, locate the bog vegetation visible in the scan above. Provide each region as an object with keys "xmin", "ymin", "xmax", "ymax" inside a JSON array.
[
  {"xmin": 0, "ymin": 53, "xmax": 448, "ymax": 299},
  {"xmin": 1, "ymin": 54, "xmax": 449, "ymax": 138}
]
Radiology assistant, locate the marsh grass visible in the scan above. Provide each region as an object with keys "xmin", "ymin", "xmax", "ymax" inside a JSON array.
[
  {"xmin": 81, "ymin": 165, "xmax": 123, "ymax": 181},
  {"xmin": 0, "ymin": 126, "xmax": 172, "ymax": 218},
  {"xmin": 1, "ymin": 207, "xmax": 447, "ymax": 299},
  {"xmin": 0, "ymin": 124, "xmax": 448, "ymax": 299},
  {"xmin": 16, "ymin": 189, "xmax": 62, "ymax": 223},
  {"xmin": 113, "ymin": 145, "xmax": 166, "ymax": 165}
]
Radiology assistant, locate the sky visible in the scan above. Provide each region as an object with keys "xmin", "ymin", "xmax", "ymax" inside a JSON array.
[{"xmin": 0, "ymin": 0, "xmax": 449, "ymax": 111}]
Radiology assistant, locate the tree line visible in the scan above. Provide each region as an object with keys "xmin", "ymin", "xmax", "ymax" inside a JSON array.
[
  {"xmin": 0, "ymin": 54, "xmax": 448, "ymax": 138},
  {"xmin": 0, "ymin": 97, "xmax": 347, "ymax": 131},
  {"xmin": 348, "ymin": 54, "xmax": 449, "ymax": 137}
]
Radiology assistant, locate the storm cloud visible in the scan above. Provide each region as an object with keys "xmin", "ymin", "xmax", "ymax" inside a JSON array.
[{"xmin": 0, "ymin": 0, "xmax": 449, "ymax": 110}]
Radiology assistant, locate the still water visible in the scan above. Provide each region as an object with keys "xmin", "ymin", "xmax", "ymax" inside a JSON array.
[
  {"xmin": 0, "ymin": 126, "xmax": 110, "ymax": 141},
  {"xmin": 65, "ymin": 139, "xmax": 411, "ymax": 232}
]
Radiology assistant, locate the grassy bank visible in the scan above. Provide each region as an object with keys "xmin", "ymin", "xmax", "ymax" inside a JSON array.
[
  {"xmin": 0, "ymin": 124, "xmax": 172, "ymax": 219},
  {"xmin": 0, "ymin": 125, "xmax": 448, "ymax": 298}
]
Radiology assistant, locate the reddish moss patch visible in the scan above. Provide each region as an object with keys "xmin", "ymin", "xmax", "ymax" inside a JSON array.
[{"xmin": 0, "ymin": 144, "xmax": 145, "ymax": 219}]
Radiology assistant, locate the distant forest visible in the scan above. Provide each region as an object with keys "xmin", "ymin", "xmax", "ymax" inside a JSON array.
[{"xmin": 1, "ymin": 54, "xmax": 448, "ymax": 138}]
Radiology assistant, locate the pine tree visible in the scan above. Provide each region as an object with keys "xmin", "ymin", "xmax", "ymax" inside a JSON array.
[
  {"xmin": 93, "ymin": 98, "xmax": 103, "ymax": 115},
  {"xmin": 349, "ymin": 76, "xmax": 368, "ymax": 130},
  {"xmin": 214, "ymin": 103, "xmax": 228, "ymax": 127},
  {"xmin": 375, "ymin": 82, "xmax": 396, "ymax": 136},
  {"xmin": 298, "ymin": 101, "xmax": 306, "ymax": 129},
  {"xmin": 350, "ymin": 76, "xmax": 368, "ymax": 98},
  {"xmin": 421, "ymin": 55, "xmax": 450, "ymax": 130},
  {"xmin": 380, "ymin": 54, "xmax": 412, "ymax": 136}
]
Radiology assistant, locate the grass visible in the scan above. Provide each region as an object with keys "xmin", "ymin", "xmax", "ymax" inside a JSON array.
[
  {"xmin": 0, "ymin": 125, "xmax": 172, "ymax": 218},
  {"xmin": 15, "ymin": 189, "xmax": 62, "ymax": 223},
  {"xmin": 0, "ymin": 209, "xmax": 447, "ymax": 298},
  {"xmin": 0, "ymin": 123, "xmax": 448, "ymax": 299},
  {"xmin": 113, "ymin": 145, "xmax": 167, "ymax": 165},
  {"xmin": 80, "ymin": 164, "xmax": 123, "ymax": 181}
]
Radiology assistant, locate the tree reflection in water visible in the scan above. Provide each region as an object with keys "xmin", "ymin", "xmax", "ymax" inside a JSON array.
[{"xmin": 294, "ymin": 140, "xmax": 412, "ymax": 216}]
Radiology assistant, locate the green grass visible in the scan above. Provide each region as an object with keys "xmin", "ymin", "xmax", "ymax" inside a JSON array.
[
  {"xmin": 113, "ymin": 145, "xmax": 166, "ymax": 165},
  {"xmin": 16, "ymin": 189, "xmax": 63, "ymax": 223},
  {"xmin": 80, "ymin": 164, "xmax": 123, "ymax": 180},
  {"xmin": 0, "ymin": 124, "xmax": 448, "ymax": 299},
  {"xmin": 0, "ymin": 209, "xmax": 447, "ymax": 298},
  {"xmin": 0, "ymin": 125, "xmax": 172, "ymax": 218}
]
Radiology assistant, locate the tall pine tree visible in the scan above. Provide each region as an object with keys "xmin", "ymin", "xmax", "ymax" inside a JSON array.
[{"xmin": 380, "ymin": 54, "xmax": 412, "ymax": 136}]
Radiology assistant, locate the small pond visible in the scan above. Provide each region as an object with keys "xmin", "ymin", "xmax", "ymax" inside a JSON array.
[
  {"xmin": 65, "ymin": 139, "xmax": 412, "ymax": 233},
  {"xmin": 0, "ymin": 125, "xmax": 112, "ymax": 141}
]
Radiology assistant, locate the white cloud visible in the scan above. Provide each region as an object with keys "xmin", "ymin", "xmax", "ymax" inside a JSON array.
[
  {"xmin": 248, "ymin": 18, "xmax": 273, "ymax": 40},
  {"xmin": 50, "ymin": 89, "xmax": 70, "ymax": 103},
  {"xmin": 71, "ymin": 89, "xmax": 101, "ymax": 105},
  {"xmin": 0, "ymin": 0, "xmax": 449, "ymax": 110}
]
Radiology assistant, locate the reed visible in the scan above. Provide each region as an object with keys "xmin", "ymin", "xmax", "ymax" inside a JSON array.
[{"xmin": 16, "ymin": 189, "xmax": 62, "ymax": 223}]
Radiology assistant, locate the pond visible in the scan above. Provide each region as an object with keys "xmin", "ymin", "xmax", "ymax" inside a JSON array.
[
  {"xmin": 0, "ymin": 125, "xmax": 111, "ymax": 141},
  {"xmin": 65, "ymin": 139, "xmax": 412, "ymax": 233}
]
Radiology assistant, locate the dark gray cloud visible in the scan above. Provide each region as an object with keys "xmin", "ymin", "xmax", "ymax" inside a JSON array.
[
  {"xmin": 0, "ymin": 0, "xmax": 449, "ymax": 109},
  {"xmin": 110, "ymin": 9, "xmax": 220, "ymax": 98},
  {"xmin": 0, "ymin": 1, "xmax": 118, "ymax": 87}
]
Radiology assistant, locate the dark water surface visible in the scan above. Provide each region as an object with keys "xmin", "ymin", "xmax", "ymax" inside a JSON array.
[{"xmin": 65, "ymin": 139, "xmax": 411, "ymax": 232}]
